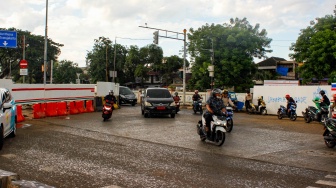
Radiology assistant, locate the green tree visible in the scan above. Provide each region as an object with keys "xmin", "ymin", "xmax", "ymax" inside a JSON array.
[
  {"xmin": 0, "ymin": 28, "xmax": 63, "ymax": 83},
  {"xmin": 289, "ymin": 9, "xmax": 336, "ymax": 84},
  {"xmin": 87, "ymin": 37, "xmax": 128, "ymax": 84},
  {"xmin": 159, "ymin": 55, "xmax": 187, "ymax": 86},
  {"xmin": 53, "ymin": 60, "xmax": 82, "ymax": 84},
  {"xmin": 187, "ymin": 18, "xmax": 272, "ymax": 92}
]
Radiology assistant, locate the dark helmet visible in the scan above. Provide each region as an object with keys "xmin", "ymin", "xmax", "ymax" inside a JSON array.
[
  {"xmin": 319, "ymin": 90, "xmax": 325, "ymax": 95},
  {"xmin": 212, "ymin": 88, "xmax": 222, "ymax": 97},
  {"xmin": 174, "ymin": 92, "xmax": 178, "ymax": 96},
  {"xmin": 285, "ymin": 94, "xmax": 290, "ymax": 99}
]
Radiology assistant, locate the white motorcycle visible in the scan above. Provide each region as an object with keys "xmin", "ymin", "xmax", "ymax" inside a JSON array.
[{"xmin": 196, "ymin": 112, "xmax": 227, "ymax": 146}]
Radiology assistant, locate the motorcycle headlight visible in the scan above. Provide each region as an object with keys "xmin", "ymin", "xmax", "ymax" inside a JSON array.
[{"xmin": 145, "ymin": 101, "xmax": 151, "ymax": 106}]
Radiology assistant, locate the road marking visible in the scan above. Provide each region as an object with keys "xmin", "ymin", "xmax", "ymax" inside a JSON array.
[
  {"xmin": 316, "ymin": 180, "xmax": 336, "ymax": 187},
  {"xmin": 326, "ymin": 175, "xmax": 336, "ymax": 179}
]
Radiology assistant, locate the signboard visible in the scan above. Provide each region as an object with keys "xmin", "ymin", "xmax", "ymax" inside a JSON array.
[
  {"xmin": 0, "ymin": 30, "xmax": 17, "ymax": 48},
  {"xmin": 20, "ymin": 69, "xmax": 28, "ymax": 76},
  {"xmin": 19, "ymin": 59, "xmax": 28, "ymax": 69}
]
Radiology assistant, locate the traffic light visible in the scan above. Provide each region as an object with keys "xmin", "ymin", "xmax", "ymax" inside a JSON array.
[{"xmin": 153, "ymin": 31, "xmax": 159, "ymax": 44}]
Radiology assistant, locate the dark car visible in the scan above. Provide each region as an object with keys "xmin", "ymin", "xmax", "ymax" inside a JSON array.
[
  {"xmin": 141, "ymin": 88, "xmax": 176, "ymax": 118},
  {"xmin": 119, "ymin": 86, "xmax": 137, "ymax": 106}
]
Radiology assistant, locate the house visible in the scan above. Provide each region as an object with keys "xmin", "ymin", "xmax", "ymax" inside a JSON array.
[{"xmin": 256, "ymin": 57, "xmax": 298, "ymax": 80}]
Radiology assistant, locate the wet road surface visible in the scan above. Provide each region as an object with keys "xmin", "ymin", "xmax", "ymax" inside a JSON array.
[{"xmin": 0, "ymin": 105, "xmax": 335, "ymax": 187}]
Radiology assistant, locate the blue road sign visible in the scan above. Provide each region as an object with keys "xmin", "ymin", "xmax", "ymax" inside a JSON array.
[{"xmin": 0, "ymin": 30, "xmax": 17, "ymax": 48}]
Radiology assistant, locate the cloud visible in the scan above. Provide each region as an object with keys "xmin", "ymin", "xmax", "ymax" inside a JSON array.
[{"xmin": 1, "ymin": 0, "xmax": 335, "ymax": 66}]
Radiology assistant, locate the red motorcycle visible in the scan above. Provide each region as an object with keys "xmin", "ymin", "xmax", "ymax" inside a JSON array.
[
  {"xmin": 173, "ymin": 96, "xmax": 180, "ymax": 114},
  {"xmin": 102, "ymin": 100, "xmax": 113, "ymax": 121}
]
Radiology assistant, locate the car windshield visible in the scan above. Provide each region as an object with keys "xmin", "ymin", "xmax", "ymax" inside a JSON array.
[
  {"xmin": 121, "ymin": 87, "xmax": 134, "ymax": 95},
  {"xmin": 147, "ymin": 89, "xmax": 171, "ymax": 98}
]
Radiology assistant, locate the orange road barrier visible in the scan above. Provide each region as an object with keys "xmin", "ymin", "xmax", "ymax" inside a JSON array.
[
  {"xmin": 86, "ymin": 100, "xmax": 94, "ymax": 112},
  {"xmin": 33, "ymin": 103, "xmax": 45, "ymax": 119},
  {"xmin": 69, "ymin": 101, "xmax": 79, "ymax": 115},
  {"xmin": 45, "ymin": 102, "xmax": 58, "ymax": 117},
  {"xmin": 57, "ymin": 102, "xmax": 68, "ymax": 116},
  {"xmin": 16, "ymin": 105, "xmax": 25, "ymax": 122},
  {"xmin": 76, "ymin": 100, "xmax": 86, "ymax": 113}
]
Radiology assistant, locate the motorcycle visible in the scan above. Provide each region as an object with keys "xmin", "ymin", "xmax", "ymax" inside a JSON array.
[
  {"xmin": 302, "ymin": 100, "xmax": 329, "ymax": 124},
  {"xmin": 225, "ymin": 106, "xmax": 234, "ymax": 132},
  {"xmin": 322, "ymin": 118, "xmax": 336, "ymax": 148},
  {"xmin": 193, "ymin": 99, "xmax": 203, "ymax": 114},
  {"xmin": 278, "ymin": 102, "xmax": 297, "ymax": 121},
  {"xmin": 102, "ymin": 100, "xmax": 113, "ymax": 121},
  {"xmin": 196, "ymin": 112, "xmax": 227, "ymax": 146},
  {"xmin": 247, "ymin": 98, "xmax": 267, "ymax": 115},
  {"xmin": 173, "ymin": 96, "xmax": 180, "ymax": 114}
]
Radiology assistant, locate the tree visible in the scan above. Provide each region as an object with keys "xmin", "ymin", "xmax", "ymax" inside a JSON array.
[
  {"xmin": 159, "ymin": 55, "xmax": 186, "ymax": 86},
  {"xmin": 87, "ymin": 37, "xmax": 128, "ymax": 84},
  {"xmin": 53, "ymin": 60, "xmax": 82, "ymax": 84},
  {"xmin": 289, "ymin": 9, "xmax": 336, "ymax": 84},
  {"xmin": 0, "ymin": 28, "xmax": 63, "ymax": 83},
  {"xmin": 187, "ymin": 18, "xmax": 272, "ymax": 92}
]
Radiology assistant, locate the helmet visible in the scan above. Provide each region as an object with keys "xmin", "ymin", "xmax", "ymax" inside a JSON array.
[
  {"xmin": 195, "ymin": 90, "xmax": 198, "ymax": 94},
  {"xmin": 223, "ymin": 89, "xmax": 228, "ymax": 95},
  {"xmin": 258, "ymin": 96, "xmax": 263, "ymax": 100},
  {"xmin": 285, "ymin": 94, "xmax": 290, "ymax": 99},
  {"xmin": 319, "ymin": 90, "xmax": 325, "ymax": 95},
  {"xmin": 212, "ymin": 88, "xmax": 222, "ymax": 97},
  {"xmin": 109, "ymin": 90, "xmax": 114, "ymax": 95},
  {"xmin": 333, "ymin": 94, "xmax": 336, "ymax": 98},
  {"xmin": 174, "ymin": 92, "xmax": 178, "ymax": 96}
]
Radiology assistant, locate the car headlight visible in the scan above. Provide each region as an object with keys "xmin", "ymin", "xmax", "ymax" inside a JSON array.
[
  {"xmin": 145, "ymin": 101, "xmax": 151, "ymax": 106},
  {"xmin": 120, "ymin": 94, "xmax": 125, "ymax": 98}
]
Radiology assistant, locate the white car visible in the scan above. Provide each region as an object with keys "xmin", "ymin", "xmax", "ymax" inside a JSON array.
[{"xmin": 0, "ymin": 88, "xmax": 17, "ymax": 150}]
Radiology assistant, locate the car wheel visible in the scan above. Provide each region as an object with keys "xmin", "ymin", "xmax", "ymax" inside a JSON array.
[
  {"xmin": 0, "ymin": 126, "xmax": 4, "ymax": 150},
  {"xmin": 141, "ymin": 109, "xmax": 144, "ymax": 115},
  {"xmin": 170, "ymin": 113, "xmax": 175, "ymax": 118},
  {"xmin": 132, "ymin": 102, "xmax": 136, "ymax": 106},
  {"xmin": 144, "ymin": 113, "xmax": 149, "ymax": 118}
]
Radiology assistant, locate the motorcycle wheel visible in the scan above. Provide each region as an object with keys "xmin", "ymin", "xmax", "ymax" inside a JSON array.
[
  {"xmin": 200, "ymin": 109, "xmax": 203, "ymax": 115},
  {"xmin": 277, "ymin": 112, "xmax": 282, "ymax": 119},
  {"xmin": 193, "ymin": 109, "xmax": 197, "ymax": 114},
  {"xmin": 325, "ymin": 140, "xmax": 336, "ymax": 148},
  {"xmin": 214, "ymin": 130, "xmax": 225, "ymax": 146},
  {"xmin": 226, "ymin": 119, "xmax": 233, "ymax": 132},
  {"xmin": 261, "ymin": 109, "xmax": 267, "ymax": 115},
  {"xmin": 304, "ymin": 114, "xmax": 311, "ymax": 123},
  {"xmin": 290, "ymin": 114, "xmax": 297, "ymax": 121}
]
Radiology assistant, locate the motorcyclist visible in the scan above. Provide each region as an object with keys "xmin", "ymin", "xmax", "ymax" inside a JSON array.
[
  {"xmin": 319, "ymin": 90, "xmax": 330, "ymax": 107},
  {"xmin": 285, "ymin": 94, "xmax": 296, "ymax": 115},
  {"xmin": 330, "ymin": 94, "xmax": 336, "ymax": 118},
  {"xmin": 105, "ymin": 90, "xmax": 117, "ymax": 105},
  {"xmin": 173, "ymin": 92, "xmax": 180, "ymax": 102},
  {"xmin": 257, "ymin": 96, "xmax": 264, "ymax": 110},
  {"xmin": 222, "ymin": 89, "xmax": 236, "ymax": 108},
  {"xmin": 245, "ymin": 89, "xmax": 252, "ymax": 112},
  {"xmin": 192, "ymin": 90, "xmax": 203, "ymax": 109},
  {"xmin": 204, "ymin": 88, "xmax": 227, "ymax": 138}
]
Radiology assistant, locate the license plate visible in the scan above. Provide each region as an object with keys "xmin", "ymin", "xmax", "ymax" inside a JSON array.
[{"xmin": 157, "ymin": 106, "xmax": 165, "ymax": 110}]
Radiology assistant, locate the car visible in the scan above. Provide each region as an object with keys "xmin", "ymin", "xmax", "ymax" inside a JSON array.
[
  {"xmin": 119, "ymin": 86, "xmax": 137, "ymax": 106},
  {"xmin": 141, "ymin": 88, "xmax": 176, "ymax": 118},
  {"xmin": 0, "ymin": 88, "xmax": 17, "ymax": 150}
]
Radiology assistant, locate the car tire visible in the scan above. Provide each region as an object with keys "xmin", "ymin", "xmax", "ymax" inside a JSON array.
[
  {"xmin": 132, "ymin": 102, "xmax": 136, "ymax": 106},
  {"xmin": 170, "ymin": 113, "xmax": 175, "ymax": 118},
  {"xmin": 0, "ymin": 126, "xmax": 4, "ymax": 150}
]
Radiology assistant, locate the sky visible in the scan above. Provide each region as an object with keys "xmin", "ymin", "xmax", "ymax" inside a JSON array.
[{"xmin": 1, "ymin": 0, "xmax": 335, "ymax": 67}]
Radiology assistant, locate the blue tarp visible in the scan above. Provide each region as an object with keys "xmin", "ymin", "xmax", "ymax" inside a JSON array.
[{"xmin": 276, "ymin": 66, "xmax": 289, "ymax": 76}]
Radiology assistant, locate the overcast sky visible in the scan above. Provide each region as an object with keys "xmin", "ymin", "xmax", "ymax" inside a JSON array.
[{"xmin": 1, "ymin": 0, "xmax": 334, "ymax": 67}]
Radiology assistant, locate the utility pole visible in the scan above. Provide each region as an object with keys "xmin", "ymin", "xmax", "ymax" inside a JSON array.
[
  {"xmin": 139, "ymin": 25, "xmax": 187, "ymax": 105},
  {"xmin": 43, "ymin": 0, "xmax": 48, "ymax": 85},
  {"xmin": 113, "ymin": 37, "xmax": 116, "ymax": 83}
]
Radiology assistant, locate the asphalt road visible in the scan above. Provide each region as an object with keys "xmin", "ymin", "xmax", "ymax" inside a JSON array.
[{"xmin": 0, "ymin": 105, "xmax": 335, "ymax": 188}]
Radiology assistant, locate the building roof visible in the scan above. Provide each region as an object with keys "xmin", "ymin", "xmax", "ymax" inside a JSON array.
[{"xmin": 257, "ymin": 57, "xmax": 287, "ymax": 67}]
